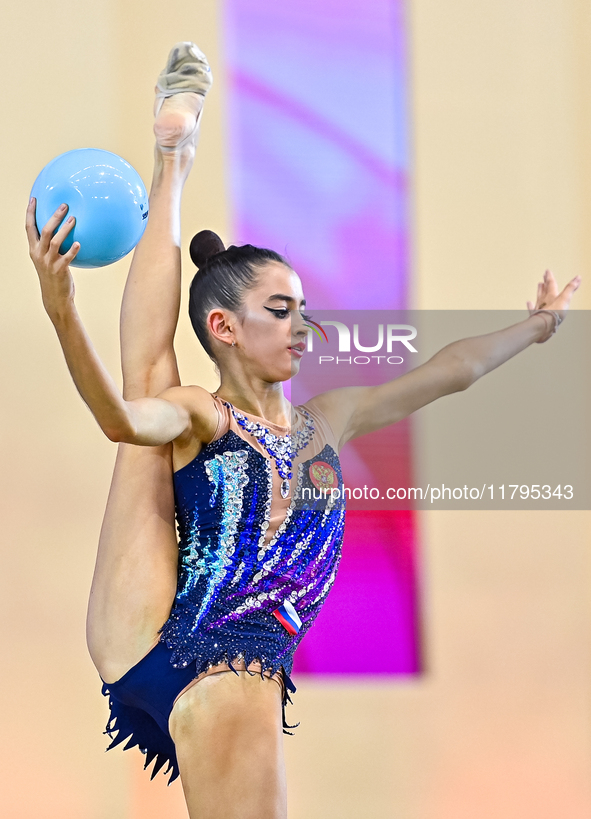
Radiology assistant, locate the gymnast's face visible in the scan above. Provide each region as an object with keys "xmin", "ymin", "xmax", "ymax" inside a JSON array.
[{"xmin": 210, "ymin": 261, "xmax": 308, "ymax": 383}]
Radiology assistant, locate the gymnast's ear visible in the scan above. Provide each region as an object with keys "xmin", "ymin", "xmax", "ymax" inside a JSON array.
[{"xmin": 189, "ymin": 230, "xmax": 226, "ymax": 269}]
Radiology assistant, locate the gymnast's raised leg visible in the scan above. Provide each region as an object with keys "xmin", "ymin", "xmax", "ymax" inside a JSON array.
[
  {"xmin": 85, "ymin": 68, "xmax": 204, "ymax": 686},
  {"xmin": 85, "ymin": 44, "xmax": 287, "ymax": 819}
]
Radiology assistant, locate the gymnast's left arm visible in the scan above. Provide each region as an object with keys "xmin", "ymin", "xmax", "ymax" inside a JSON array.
[{"xmin": 310, "ymin": 270, "xmax": 581, "ymax": 448}]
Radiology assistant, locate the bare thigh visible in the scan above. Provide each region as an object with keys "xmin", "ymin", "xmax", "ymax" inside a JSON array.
[
  {"xmin": 169, "ymin": 671, "xmax": 287, "ymax": 819},
  {"xmin": 86, "ymin": 442, "xmax": 178, "ymax": 683}
]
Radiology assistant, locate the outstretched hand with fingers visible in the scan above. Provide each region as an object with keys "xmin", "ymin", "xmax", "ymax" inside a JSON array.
[
  {"xmin": 526, "ymin": 269, "xmax": 581, "ymax": 342},
  {"xmin": 526, "ymin": 269, "xmax": 581, "ymax": 318},
  {"xmin": 25, "ymin": 198, "xmax": 80, "ymax": 320}
]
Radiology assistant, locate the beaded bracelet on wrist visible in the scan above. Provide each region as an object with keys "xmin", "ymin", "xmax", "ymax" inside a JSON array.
[{"xmin": 529, "ymin": 308, "xmax": 562, "ymax": 339}]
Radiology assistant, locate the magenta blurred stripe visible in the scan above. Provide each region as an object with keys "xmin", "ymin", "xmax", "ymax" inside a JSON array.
[
  {"xmin": 231, "ymin": 70, "xmax": 407, "ymax": 189},
  {"xmin": 225, "ymin": 0, "xmax": 421, "ymax": 674}
]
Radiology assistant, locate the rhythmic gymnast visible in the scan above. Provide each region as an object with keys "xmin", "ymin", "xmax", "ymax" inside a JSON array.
[{"xmin": 25, "ymin": 41, "xmax": 580, "ymax": 819}]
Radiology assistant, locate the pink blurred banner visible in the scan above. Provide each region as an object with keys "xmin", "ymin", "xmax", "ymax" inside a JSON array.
[{"xmin": 225, "ymin": 0, "xmax": 421, "ymax": 673}]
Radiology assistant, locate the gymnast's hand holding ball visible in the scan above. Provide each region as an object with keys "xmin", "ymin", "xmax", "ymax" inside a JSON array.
[
  {"xmin": 26, "ymin": 195, "xmax": 128, "ymax": 421},
  {"xmin": 26, "ymin": 147, "xmax": 148, "ymax": 320},
  {"xmin": 29, "ymin": 148, "xmax": 149, "ymax": 269},
  {"xmin": 26, "ymin": 199, "xmax": 79, "ymax": 322}
]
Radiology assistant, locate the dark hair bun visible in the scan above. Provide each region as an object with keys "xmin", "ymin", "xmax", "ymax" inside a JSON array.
[{"xmin": 189, "ymin": 230, "xmax": 226, "ymax": 270}]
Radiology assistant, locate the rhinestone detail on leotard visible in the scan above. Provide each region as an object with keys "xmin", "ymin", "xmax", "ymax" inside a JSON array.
[
  {"xmin": 160, "ymin": 422, "xmax": 345, "ymax": 675},
  {"xmin": 221, "ymin": 400, "xmax": 315, "ymax": 498}
]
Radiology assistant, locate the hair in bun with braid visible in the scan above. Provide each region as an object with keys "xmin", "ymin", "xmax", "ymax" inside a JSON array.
[{"xmin": 188, "ymin": 230, "xmax": 289, "ymax": 360}]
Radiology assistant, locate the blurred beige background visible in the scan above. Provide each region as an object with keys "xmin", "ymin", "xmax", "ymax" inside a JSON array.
[{"xmin": 1, "ymin": 0, "xmax": 590, "ymax": 817}]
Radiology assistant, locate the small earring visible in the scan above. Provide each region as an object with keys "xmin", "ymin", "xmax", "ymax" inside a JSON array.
[{"xmin": 231, "ymin": 340, "xmax": 236, "ymax": 347}]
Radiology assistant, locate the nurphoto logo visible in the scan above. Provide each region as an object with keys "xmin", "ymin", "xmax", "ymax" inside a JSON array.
[{"xmin": 305, "ymin": 320, "xmax": 418, "ymax": 365}]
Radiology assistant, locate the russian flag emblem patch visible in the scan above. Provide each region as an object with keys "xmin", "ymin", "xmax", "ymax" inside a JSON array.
[{"xmin": 273, "ymin": 599, "xmax": 302, "ymax": 635}]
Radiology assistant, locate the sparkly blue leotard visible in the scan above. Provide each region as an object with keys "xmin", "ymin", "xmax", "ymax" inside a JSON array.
[{"xmin": 102, "ymin": 397, "xmax": 345, "ymax": 782}]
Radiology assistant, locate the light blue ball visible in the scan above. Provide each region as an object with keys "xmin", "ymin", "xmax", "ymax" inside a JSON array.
[{"xmin": 31, "ymin": 148, "xmax": 149, "ymax": 269}]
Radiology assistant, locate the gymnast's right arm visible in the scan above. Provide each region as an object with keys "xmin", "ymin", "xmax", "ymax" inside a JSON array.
[{"xmin": 26, "ymin": 200, "xmax": 215, "ymax": 446}]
